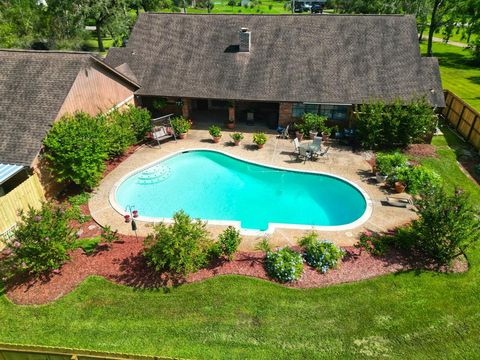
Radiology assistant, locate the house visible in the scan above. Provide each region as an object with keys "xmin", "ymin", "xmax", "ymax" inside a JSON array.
[
  {"xmin": 104, "ymin": 13, "xmax": 444, "ymax": 129},
  {"xmin": 0, "ymin": 49, "xmax": 139, "ymax": 238}
]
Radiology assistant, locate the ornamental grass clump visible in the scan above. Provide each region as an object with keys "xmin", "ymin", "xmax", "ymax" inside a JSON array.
[
  {"xmin": 299, "ymin": 233, "xmax": 344, "ymax": 273},
  {"xmin": 3, "ymin": 202, "xmax": 75, "ymax": 278},
  {"xmin": 257, "ymin": 240, "xmax": 303, "ymax": 282}
]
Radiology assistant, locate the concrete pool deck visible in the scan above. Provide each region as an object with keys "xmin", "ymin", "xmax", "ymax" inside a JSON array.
[{"xmin": 89, "ymin": 127, "xmax": 417, "ymax": 250}]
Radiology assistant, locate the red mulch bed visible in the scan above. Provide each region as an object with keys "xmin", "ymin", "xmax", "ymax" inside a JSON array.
[
  {"xmin": 103, "ymin": 143, "xmax": 143, "ymax": 178},
  {"xmin": 404, "ymin": 144, "xmax": 438, "ymax": 158},
  {"xmin": 3, "ymin": 236, "xmax": 468, "ymax": 305}
]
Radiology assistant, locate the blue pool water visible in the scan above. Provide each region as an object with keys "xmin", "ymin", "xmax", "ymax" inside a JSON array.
[{"xmin": 115, "ymin": 150, "xmax": 367, "ymax": 231}]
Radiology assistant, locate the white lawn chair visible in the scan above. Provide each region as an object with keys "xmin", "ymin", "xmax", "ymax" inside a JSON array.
[
  {"xmin": 311, "ymin": 136, "xmax": 322, "ymax": 158},
  {"xmin": 297, "ymin": 146, "xmax": 312, "ymax": 163},
  {"xmin": 317, "ymin": 145, "xmax": 330, "ymax": 161}
]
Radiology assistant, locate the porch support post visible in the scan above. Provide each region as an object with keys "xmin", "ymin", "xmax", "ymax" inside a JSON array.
[
  {"xmin": 182, "ymin": 98, "xmax": 191, "ymax": 118},
  {"xmin": 228, "ymin": 102, "xmax": 236, "ymax": 123}
]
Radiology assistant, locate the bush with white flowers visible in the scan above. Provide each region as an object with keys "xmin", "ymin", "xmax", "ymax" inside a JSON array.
[
  {"xmin": 264, "ymin": 247, "xmax": 304, "ymax": 283},
  {"xmin": 299, "ymin": 233, "xmax": 344, "ymax": 273}
]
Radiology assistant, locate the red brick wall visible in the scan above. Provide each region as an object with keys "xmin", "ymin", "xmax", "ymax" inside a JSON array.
[{"xmin": 278, "ymin": 102, "xmax": 293, "ymax": 127}]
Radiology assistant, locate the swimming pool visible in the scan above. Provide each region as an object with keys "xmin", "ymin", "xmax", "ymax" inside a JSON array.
[{"xmin": 112, "ymin": 149, "xmax": 371, "ymax": 233}]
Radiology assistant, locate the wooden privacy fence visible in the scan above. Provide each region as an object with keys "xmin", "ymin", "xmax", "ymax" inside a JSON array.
[
  {"xmin": 0, "ymin": 173, "xmax": 45, "ymax": 242},
  {"xmin": 0, "ymin": 343, "xmax": 181, "ymax": 360},
  {"xmin": 442, "ymin": 90, "xmax": 480, "ymax": 151}
]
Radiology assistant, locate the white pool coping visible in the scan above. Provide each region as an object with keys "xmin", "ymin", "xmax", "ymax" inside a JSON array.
[{"xmin": 109, "ymin": 148, "xmax": 373, "ymax": 236}]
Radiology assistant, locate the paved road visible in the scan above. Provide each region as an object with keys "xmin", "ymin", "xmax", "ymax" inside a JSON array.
[{"xmin": 422, "ymin": 35, "xmax": 468, "ymax": 48}]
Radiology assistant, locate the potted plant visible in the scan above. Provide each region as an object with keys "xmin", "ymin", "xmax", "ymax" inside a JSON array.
[
  {"xmin": 395, "ymin": 181, "xmax": 406, "ymax": 193},
  {"xmin": 321, "ymin": 126, "xmax": 332, "ymax": 141},
  {"xmin": 209, "ymin": 125, "xmax": 222, "ymax": 143},
  {"xmin": 253, "ymin": 132, "xmax": 267, "ymax": 149},
  {"xmin": 230, "ymin": 132, "xmax": 244, "ymax": 146},
  {"xmin": 294, "ymin": 123, "xmax": 305, "ymax": 141},
  {"xmin": 171, "ymin": 116, "xmax": 191, "ymax": 139}
]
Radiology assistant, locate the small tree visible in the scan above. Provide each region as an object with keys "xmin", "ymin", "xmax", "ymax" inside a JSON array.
[
  {"xmin": 217, "ymin": 226, "xmax": 241, "ymax": 261},
  {"xmin": 407, "ymin": 187, "xmax": 480, "ymax": 266},
  {"xmin": 43, "ymin": 112, "xmax": 109, "ymax": 189},
  {"xmin": 144, "ymin": 211, "xmax": 213, "ymax": 275},
  {"xmin": 4, "ymin": 203, "xmax": 75, "ymax": 277}
]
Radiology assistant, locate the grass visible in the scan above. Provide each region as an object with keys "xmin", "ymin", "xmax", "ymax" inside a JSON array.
[
  {"xmin": 419, "ymin": 124, "xmax": 480, "ymax": 205},
  {"xmin": 0, "ymin": 131, "xmax": 479, "ymax": 359},
  {"xmin": 419, "ymin": 41, "xmax": 480, "ymax": 112}
]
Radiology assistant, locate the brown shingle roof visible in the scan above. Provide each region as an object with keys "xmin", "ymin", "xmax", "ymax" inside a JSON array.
[
  {"xmin": 0, "ymin": 49, "xmax": 138, "ymax": 166},
  {"xmin": 105, "ymin": 13, "xmax": 444, "ymax": 107}
]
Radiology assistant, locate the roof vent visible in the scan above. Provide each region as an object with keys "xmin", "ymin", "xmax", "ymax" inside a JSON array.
[{"xmin": 239, "ymin": 27, "xmax": 251, "ymax": 52}]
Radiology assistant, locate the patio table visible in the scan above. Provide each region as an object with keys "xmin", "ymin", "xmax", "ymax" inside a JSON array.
[{"xmin": 299, "ymin": 142, "xmax": 320, "ymax": 153}]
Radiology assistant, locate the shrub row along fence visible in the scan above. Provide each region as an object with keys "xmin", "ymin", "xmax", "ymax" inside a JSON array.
[
  {"xmin": 0, "ymin": 174, "xmax": 45, "ymax": 246},
  {"xmin": 0, "ymin": 343, "xmax": 182, "ymax": 360},
  {"xmin": 442, "ymin": 90, "xmax": 480, "ymax": 151}
]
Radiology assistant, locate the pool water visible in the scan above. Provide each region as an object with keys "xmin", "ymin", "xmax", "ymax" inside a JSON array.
[{"xmin": 115, "ymin": 150, "xmax": 368, "ymax": 231}]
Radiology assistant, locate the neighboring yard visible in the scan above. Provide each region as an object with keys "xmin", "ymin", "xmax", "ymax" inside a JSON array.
[
  {"xmin": 0, "ymin": 129, "xmax": 479, "ymax": 359},
  {"xmin": 420, "ymin": 41, "xmax": 480, "ymax": 112}
]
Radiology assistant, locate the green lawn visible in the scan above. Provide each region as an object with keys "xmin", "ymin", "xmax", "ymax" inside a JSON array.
[
  {"xmin": 0, "ymin": 131, "xmax": 479, "ymax": 358},
  {"xmin": 420, "ymin": 41, "xmax": 480, "ymax": 112}
]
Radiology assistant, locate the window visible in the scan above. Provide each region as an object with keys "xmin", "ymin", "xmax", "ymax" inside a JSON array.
[{"xmin": 292, "ymin": 103, "xmax": 349, "ymax": 121}]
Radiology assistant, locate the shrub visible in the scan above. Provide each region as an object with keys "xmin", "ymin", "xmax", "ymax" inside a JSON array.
[
  {"xmin": 355, "ymin": 98, "xmax": 436, "ymax": 149},
  {"xmin": 5, "ymin": 203, "xmax": 75, "ymax": 276},
  {"xmin": 43, "ymin": 112, "xmax": 109, "ymax": 189},
  {"xmin": 355, "ymin": 230, "xmax": 388, "ymax": 256},
  {"xmin": 171, "ymin": 116, "xmax": 191, "ymax": 135},
  {"xmin": 121, "ymin": 105, "xmax": 152, "ymax": 142},
  {"xmin": 391, "ymin": 165, "xmax": 441, "ymax": 195},
  {"xmin": 253, "ymin": 132, "xmax": 267, "ymax": 145},
  {"xmin": 399, "ymin": 187, "xmax": 480, "ymax": 266},
  {"xmin": 73, "ymin": 237, "xmax": 100, "ymax": 255},
  {"xmin": 143, "ymin": 210, "xmax": 213, "ymax": 275},
  {"xmin": 209, "ymin": 125, "xmax": 222, "ymax": 138},
  {"xmin": 100, "ymin": 225, "xmax": 119, "ymax": 244},
  {"xmin": 264, "ymin": 247, "xmax": 304, "ymax": 282},
  {"xmin": 217, "ymin": 226, "xmax": 241, "ymax": 261},
  {"xmin": 375, "ymin": 152, "xmax": 407, "ymax": 176},
  {"xmin": 67, "ymin": 192, "xmax": 90, "ymax": 206},
  {"xmin": 103, "ymin": 112, "xmax": 136, "ymax": 157},
  {"xmin": 65, "ymin": 204, "xmax": 91, "ymax": 224},
  {"xmin": 299, "ymin": 233, "xmax": 344, "ymax": 273}
]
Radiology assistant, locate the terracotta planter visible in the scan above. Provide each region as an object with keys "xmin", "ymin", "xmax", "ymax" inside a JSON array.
[
  {"xmin": 212, "ymin": 136, "xmax": 222, "ymax": 143},
  {"xmin": 296, "ymin": 131, "xmax": 303, "ymax": 141},
  {"xmin": 226, "ymin": 122, "xmax": 235, "ymax": 129},
  {"xmin": 178, "ymin": 132, "xmax": 187, "ymax": 139},
  {"xmin": 322, "ymin": 132, "xmax": 330, "ymax": 141},
  {"xmin": 395, "ymin": 181, "xmax": 406, "ymax": 193},
  {"xmin": 234, "ymin": 140, "xmax": 241, "ymax": 146},
  {"xmin": 309, "ymin": 131, "xmax": 317, "ymax": 140},
  {"xmin": 256, "ymin": 143, "xmax": 264, "ymax": 149}
]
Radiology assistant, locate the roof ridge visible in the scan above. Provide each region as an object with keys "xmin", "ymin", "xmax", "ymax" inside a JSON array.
[{"xmin": 0, "ymin": 48, "xmax": 96, "ymax": 56}]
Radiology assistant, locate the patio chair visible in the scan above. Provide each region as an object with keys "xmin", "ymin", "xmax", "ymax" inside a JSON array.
[
  {"xmin": 297, "ymin": 146, "xmax": 312, "ymax": 163},
  {"xmin": 277, "ymin": 124, "xmax": 290, "ymax": 139},
  {"xmin": 292, "ymin": 137, "xmax": 300, "ymax": 154},
  {"xmin": 316, "ymin": 145, "xmax": 330, "ymax": 161},
  {"xmin": 311, "ymin": 136, "xmax": 322, "ymax": 157},
  {"xmin": 152, "ymin": 126, "xmax": 171, "ymax": 147}
]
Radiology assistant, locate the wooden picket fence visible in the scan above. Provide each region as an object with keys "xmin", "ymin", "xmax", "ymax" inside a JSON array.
[
  {"xmin": 0, "ymin": 343, "xmax": 181, "ymax": 360},
  {"xmin": 0, "ymin": 173, "xmax": 45, "ymax": 244},
  {"xmin": 442, "ymin": 90, "xmax": 480, "ymax": 151}
]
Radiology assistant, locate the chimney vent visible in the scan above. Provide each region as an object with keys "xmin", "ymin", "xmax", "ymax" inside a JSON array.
[{"xmin": 239, "ymin": 28, "xmax": 251, "ymax": 52}]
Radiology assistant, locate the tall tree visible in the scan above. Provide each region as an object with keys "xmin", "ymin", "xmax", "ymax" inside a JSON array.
[
  {"xmin": 45, "ymin": 0, "xmax": 87, "ymax": 49},
  {"xmin": 84, "ymin": 0, "xmax": 130, "ymax": 52},
  {"xmin": 426, "ymin": 0, "xmax": 455, "ymax": 57}
]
